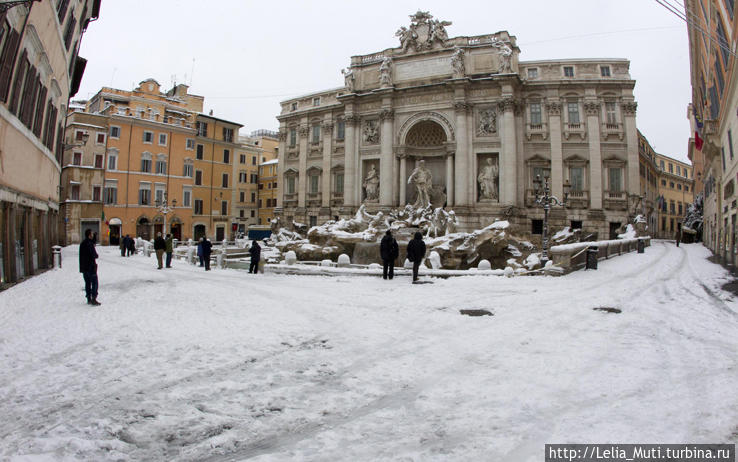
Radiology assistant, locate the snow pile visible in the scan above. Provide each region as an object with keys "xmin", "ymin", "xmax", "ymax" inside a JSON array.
[
  {"xmin": 617, "ymin": 224, "xmax": 637, "ymax": 240},
  {"xmin": 552, "ymin": 226, "xmax": 574, "ymax": 243}
]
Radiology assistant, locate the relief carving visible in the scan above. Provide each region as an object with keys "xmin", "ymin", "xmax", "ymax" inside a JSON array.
[
  {"xmin": 363, "ymin": 120, "xmax": 379, "ymax": 144},
  {"xmin": 622, "ymin": 102, "xmax": 637, "ymax": 116},
  {"xmin": 477, "ymin": 109, "xmax": 497, "ymax": 136},
  {"xmin": 584, "ymin": 102, "xmax": 601, "ymax": 116},
  {"xmin": 395, "ymin": 11, "xmax": 452, "ymax": 53}
]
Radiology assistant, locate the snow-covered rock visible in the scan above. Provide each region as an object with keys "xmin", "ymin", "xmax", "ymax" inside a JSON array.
[
  {"xmin": 285, "ymin": 251, "xmax": 297, "ymax": 265},
  {"xmin": 428, "ymin": 251, "xmax": 441, "ymax": 269},
  {"xmin": 337, "ymin": 253, "xmax": 351, "ymax": 267},
  {"xmin": 478, "ymin": 259, "xmax": 492, "ymax": 270}
]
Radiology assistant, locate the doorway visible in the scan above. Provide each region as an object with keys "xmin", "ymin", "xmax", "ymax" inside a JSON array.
[
  {"xmin": 194, "ymin": 224, "xmax": 206, "ymax": 240},
  {"xmin": 109, "ymin": 225, "xmax": 120, "ymax": 246}
]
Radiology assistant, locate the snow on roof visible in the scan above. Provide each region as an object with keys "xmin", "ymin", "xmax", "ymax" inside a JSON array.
[{"xmin": 260, "ymin": 159, "xmax": 279, "ymax": 166}]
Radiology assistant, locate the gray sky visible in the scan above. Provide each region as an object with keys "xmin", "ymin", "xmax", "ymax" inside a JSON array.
[{"xmin": 78, "ymin": 0, "xmax": 691, "ymax": 163}]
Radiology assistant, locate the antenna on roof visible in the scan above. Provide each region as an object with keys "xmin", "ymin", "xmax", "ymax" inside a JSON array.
[
  {"xmin": 109, "ymin": 67, "xmax": 116, "ymax": 87},
  {"xmin": 190, "ymin": 58, "xmax": 195, "ymax": 86}
]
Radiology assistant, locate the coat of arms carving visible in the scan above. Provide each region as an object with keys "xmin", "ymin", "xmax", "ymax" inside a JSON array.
[{"xmin": 395, "ymin": 11, "xmax": 452, "ymax": 53}]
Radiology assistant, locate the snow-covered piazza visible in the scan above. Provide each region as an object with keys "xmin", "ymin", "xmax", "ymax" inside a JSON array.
[{"xmin": 1, "ymin": 240, "xmax": 737, "ymax": 461}]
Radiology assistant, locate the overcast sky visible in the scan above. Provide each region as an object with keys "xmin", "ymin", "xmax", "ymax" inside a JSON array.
[{"xmin": 77, "ymin": 0, "xmax": 691, "ymax": 163}]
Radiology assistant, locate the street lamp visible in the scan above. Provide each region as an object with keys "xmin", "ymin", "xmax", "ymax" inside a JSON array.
[
  {"xmin": 155, "ymin": 193, "xmax": 177, "ymax": 236},
  {"xmin": 533, "ymin": 175, "xmax": 570, "ymax": 266}
]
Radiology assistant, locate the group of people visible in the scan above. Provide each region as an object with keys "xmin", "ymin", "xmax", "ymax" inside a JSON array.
[
  {"xmin": 153, "ymin": 233, "xmax": 175, "ymax": 269},
  {"xmin": 380, "ymin": 230, "xmax": 427, "ymax": 283},
  {"xmin": 119, "ymin": 235, "xmax": 135, "ymax": 257}
]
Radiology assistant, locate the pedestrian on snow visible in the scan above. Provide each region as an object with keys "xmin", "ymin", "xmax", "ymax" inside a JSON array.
[
  {"xmin": 126, "ymin": 235, "xmax": 135, "ymax": 256},
  {"xmin": 201, "ymin": 237, "xmax": 212, "ymax": 271},
  {"xmin": 197, "ymin": 238, "xmax": 204, "ymax": 267},
  {"xmin": 92, "ymin": 232, "xmax": 98, "ymax": 244},
  {"xmin": 406, "ymin": 231, "xmax": 426, "ymax": 283},
  {"xmin": 154, "ymin": 232, "xmax": 166, "ymax": 269},
  {"xmin": 380, "ymin": 229, "xmax": 399, "ymax": 280},
  {"xmin": 248, "ymin": 239, "xmax": 261, "ymax": 274},
  {"xmin": 79, "ymin": 228, "xmax": 100, "ymax": 306},
  {"xmin": 165, "ymin": 233, "xmax": 174, "ymax": 268},
  {"xmin": 675, "ymin": 226, "xmax": 682, "ymax": 247},
  {"xmin": 120, "ymin": 235, "xmax": 126, "ymax": 257}
]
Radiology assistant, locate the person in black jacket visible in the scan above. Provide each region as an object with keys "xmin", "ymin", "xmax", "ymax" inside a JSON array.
[
  {"xmin": 153, "ymin": 232, "xmax": 166, "ymax": 269},
  {"xmin": 379, "ymin": 229, "xmax": 399, "ymax": 280},
  {"xmin": 201, "ymin": 237, "xmax": 212, "ymax": 271},
  {"xmin": 249, "ymin": 239, "xmax": 261, "ymax": 274},
  {"xmin": 79, "ymin": 228, "xmax": 100, "ymax": 305},
  {"xmin": 126, "ymin": 235, "xmax": 135, "ymax": 256},
  {"xmin": 406, "ymin": 231, "xmax": 426, "ymax": 283}
]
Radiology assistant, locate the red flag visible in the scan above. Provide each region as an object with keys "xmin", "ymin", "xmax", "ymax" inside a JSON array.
[{"xmin": 695, "ymin": 130, "xmax": 704, "ymax": 151}]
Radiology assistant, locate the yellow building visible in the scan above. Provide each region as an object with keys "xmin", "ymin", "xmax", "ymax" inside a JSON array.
[
  {"xmin": 234, "ymin": 137, "xmax": 262, "ymax": 235},
  {"xmin": 1, "ymin": 1, "xmax": 99, "ymax": 284},
  {"xmin": 655, "ymin": 153, "xmax": 694, "ymax": 238},
  {"xmin": 258, "ymin": 159, "xmax": 279, "ymax": 225},
  {"xmin": 637, "ymin": 130, "xmax": 660, "ymax": 234}
]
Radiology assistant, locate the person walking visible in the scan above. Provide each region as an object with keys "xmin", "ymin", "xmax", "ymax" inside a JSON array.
[
  {"xmin": 380, "ymin": 229, "xmax": 399, "ymax": 280},
  {"xmin": 126, "ymin": 235, "xmax": 135, "ymax": 256},
  {"xmin": 154, "ymin": 232, "xmax": 166, "ymax": 269},
  {"xmin": 675, "ymin": 225, "xmax": 682, "ymax": 247},
  {"xmin": 248, "ymin": 239, "xmax": 261, "ymax": 274},
  {"xmin": 406, "ymin": 231, "xmax": 426, "ymax": 283},
  {"xmin": 165, "ymin": 233, "xmax": 174, "ymax": 268},
  {"xmin": 197, "ymin": 238, "xmax": 204, "ymax": 267},
  {"xmin": 201, "ymin": 237, "xmax": 212, "ymax": 271},
  {"xmin": 79, "ymin": 228, "xmax": 100, "ymax": 306}
]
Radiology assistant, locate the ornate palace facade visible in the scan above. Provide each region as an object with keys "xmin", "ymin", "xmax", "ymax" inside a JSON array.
[{"xmin": 276, "ymin": 12, "xmax": 640, "ymax": 237}]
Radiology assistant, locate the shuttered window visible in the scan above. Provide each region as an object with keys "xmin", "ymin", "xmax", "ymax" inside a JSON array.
[{"xmin": 0, "ymin": 26, "xmax": 20, "ymax": 102}]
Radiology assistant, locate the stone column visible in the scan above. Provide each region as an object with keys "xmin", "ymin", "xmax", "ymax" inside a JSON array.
[
  {"xmin": 623, "ymin": 102, "xmax": 639, "ymax": 201},
  {"xmin": 547, "ymin": 101, "xmax": 563, "ymax": 199},
  {"xmin": 446, "ymin": 153, "xmax": 454, "ymax": 206},
  {"xmin": 499, "ymin": 98, "xmax": 517, "ymax": 205},
  {"xmin": 454, "ymin": 102, "xmax": 470, "ymax": 206},
  {"xmin": 399, "ymin": 155, "xmax": 407, "ymax": 206},
  {"xmin": 379, "ymin": 108, "xmax": 394, "ymax": 207},
  {"xmin": 585, "ymin": 101, "xmax": 603, "ymax": 209},
  {"xmin": 343, "ymin": 113, "xmax": 358, "ymax": 208},
  {"xmin": 321, "ymin": 118, "xmax": 333, "ymax": 209},
  {"xmin": 297, "ymin": 119, "xmax": 309, "ymax": 209},
  {"xmin": 276, "ymin": 124, "xmax": 287, "ymax": 210}
]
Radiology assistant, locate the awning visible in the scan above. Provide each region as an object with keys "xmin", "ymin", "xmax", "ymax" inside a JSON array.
[{"xmin": 109, "ymin": 218, "xmax": 122, "ymax": 225}]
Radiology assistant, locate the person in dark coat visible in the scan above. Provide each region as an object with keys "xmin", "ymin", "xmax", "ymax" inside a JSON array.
[
  {"xmin": 165, "ymin": 233, "xmax": 174, "ymax": 268},
  {"xmin": 406, "ymin": 231, "xmax": 426, "ymax": 283},
  {"xmin": 675, "ymin": 226, "xmax": 682, "ymax": 247},
  {"xmin": 201, "ymin": 237, "xmax": 212, "ymax": 271},
  {"xmin": 379, "ymin": 229, "xmax": 399, "ymax": 280},
  {"xmin": 249, "ymin": 240, "xmax": 261, "ymax": 274},
  {"xmin": 79, "ymin": 228, "xmax": 100, "ymax": 305},
  {"xmin": 126, "ymin": 235, "xmax": 135, "ymax": 256},
  {"xmin": 120, "ymin": 235, "xmax": 127, "ymax": 257},
  {"xmin": 197, "ymin": 238, "xmax": 204, "ymax": 266},
  {"xmin": 153, "ymin": 232, "xmax": 166, "ymax": 269}
]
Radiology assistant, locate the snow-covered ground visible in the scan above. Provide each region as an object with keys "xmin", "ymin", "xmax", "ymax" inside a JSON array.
[{"xmin": 1, "ymin": 241, "xmax": 737, "ymax": 461}]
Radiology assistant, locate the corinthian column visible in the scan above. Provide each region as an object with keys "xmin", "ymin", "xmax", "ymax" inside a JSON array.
[
  {"xmin": 499, "ymin": 98, "xmax": 517, "ymax": 205},
  {"xmin": 297, "ymin": 120, "xmax": 309, "ymax": 208},
  {"xmin": 585, "ymin": 101, "xmax": 603, "ymax": 209},
  {"xmin": 399, "ymin": 154, "xmax": 407, "ymax": 206},
  {"xmin": 379, "ymin": 108, "xmax": 394, "ymax": 206},
  {"xmin": 547, "ymin": 100, "xmax": 563, "ymax": 199},
  {"xmin": 454, "ymin": 102, "xmax": 470, "ymax": 206},
  {"xmin": 622, "ymin": 102, "xmax": 639, "ymax": 202},
  {"xmin": 343, "ymin": 114, "xmax": 358, "ymax": 208},
  {"xmin": 276, "ymin": 123, "xmax": 287, "ymax": 210},
  {"xmin": 321, "ymin": 118, "xmax": 333, "ymax": 208}
]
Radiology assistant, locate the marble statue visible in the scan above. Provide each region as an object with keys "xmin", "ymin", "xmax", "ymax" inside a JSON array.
[
  {"xmin": 408, "ymin": 159, "xmax": 433, "ymax": 208},
  {"xmin": 379, "ymin": 57, "xmax": 392, "ymax": 87},
  {"xmin": 451, "ymin": 47, "xmax": 465, "ymax": 76},
  {"xmin": 496, "ymin": 41, "xmax": 513, "ymax": 73},
  {"xmin": 477, "ymin": 157, "xmax": 499, "ymax": 200},
  {"xmin": 363, "ymin": 164, "xmax": 379, "ymax": 201},
  {"xmin": 363, "ymin": 120, "xmax": 379, "ymax": 144},
  {"xmin": 477, "ymin": 109, "xmax": 497, "ymax": 135},
  {"xmin": 395, "ymin": 26, "xmax": 416, "ymax": 53},
  {"xmin": 341, "ymin": 67, "xmax": 355, "ymax": 91}
]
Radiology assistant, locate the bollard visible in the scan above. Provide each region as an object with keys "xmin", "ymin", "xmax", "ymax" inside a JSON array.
[
  {"xmin": 637, "ymin": 238, "xmax": 645, "ymax": 254},
  {"xmin": 52, "ymin": 245, "xmax": 62, "ymax": 269},
  {"xmin": 216, "ymin": 251, "xmax": 224, "ymax": 269},
  {"xmin": 585, "ymin": 245, "xmax": 598, "ymax": 270}
]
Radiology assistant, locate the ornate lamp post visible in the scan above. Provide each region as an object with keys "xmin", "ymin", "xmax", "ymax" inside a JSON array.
[
  {"xmin": 533, "ymin": 175, "xmax": 570, "ymax": 266},
  {"xmin": 155, "ymin": 193, "xmax": 176, "ymax": 236}
]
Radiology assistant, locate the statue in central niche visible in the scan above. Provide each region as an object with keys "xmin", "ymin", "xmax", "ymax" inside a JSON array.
[{"xmin": 408, "ymin": 159, "xmax": 432, "ymax": 208}]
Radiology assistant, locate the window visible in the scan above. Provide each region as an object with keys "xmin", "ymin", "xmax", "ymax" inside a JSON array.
[
  {"xmin": 310, "ymin": 174, "xmax": 319, "ymax": 193},
  {"xmin": 223, "ymin": 127, "xmax": 234, "ymax": 143},
  {"xmin": 532, "ymin": 166, "xmax": 551, "ymax": 184},
  {"xmin": 313, "ymin": 97, "xmax": 320, "ymax": 106},
  {"xmin": 291, "ymin": 102, "xmax": 297, "ymax": 111},
  {"xmin": 251, "ymin": 210, "xmax": 255, "ymax": 217},
  {"xmin": 289, "ymin": 129, "xmax": 296, "ymax": 147},
  {"xmin": 195, "ymin": 170, "xmax": 202, "ymax": 185},
  {"xmin": 529, "ymin": 102, "xmax": 542, "ymax": 125},
  {"xmin": 287, "ymin": 176, "xmax": 296, "ymax": 194},
  {"xmin": 196, "ymin": 144, "xmax": 204, "ymax": 160},
  {"xmin": 670, "ymin": 181, "xmax": 675, "ymax": 188},
  {"xmin": 251, "ymin": 192, "xmax": 256, "ymax": 202},
  {"xmin": 183, "ymin": 188, "xmax": 192, "ymax": 207},
  {"xmin": 570, "ymin": 220, "xmax": 582, "ymax": 230},
  {"xmin": 155, "ymin": 186, "xmax": 165, "ymax": 205},
  {"xmin": 677, "ymin": 184, "xmax": 682, "ymax": 190},
  {"xmin": 685, "ymin": 185, "xmax": 689, "ymax": 192},
  {"xmin": 567, "ymin": 102, "xmax": 580, "ymax": 124},
  {"xmin": 670, "ymin": 201, "xmax": 676, "ymax": 214},
  {"xmin": 107, "ymin": 152, "xmax": 117, "ymax": 170},
  {"xmin": 239, "ymin": 191, "xmax": 245, "ymax": 202},
  {"xmin": 258, "ymin": 183, "xmax": 264, "ymax": 190},
  {"xmin": 69, "ymin": 184, "xmax": 80, "ymax": 200},
  {"xmin": 110, "ymin": 126, "xmax": 120, "ymax": 139},
  {"xmin": 221, "ymin": 201, "xmax": 228, "ymax": 215},
  {"xmin": 258, "ymin": 199, "xmax": 262, "ymax": 208},
  {"xmin": 336, "ymin": 119, "xmax": 345, "ymax": 140},
  {"xmin": 72, "ymin": 151, "xmax": 82, "ymax": 165},
  {"xmin": 239, "ymin": 171, "xmax": 247, "ymax": 183},
  {"xmin": 143, "ymin": 131, "xmax": 153, "ymax": 143},
  {"xmin": 104, "ymin": 181, "xmax": 117, "ymax": 204},
  {"xmin": 240, "ymin": 154, "xmax": 246, "ymax": 164},
  {"xmin": 660, "ymin": 160, "xmax": 665, "ymax": 170},
  {"xmin": 569, "ymin": 167, "xmax": 584, "ymax": 191},
  {"xmin": 600, "ymin": 66, "xmax": 611, "ymax": 77},
  {"xmin": 183, "ymin": 162, "xmax": 193, "ymax": 177},
  {"xmin": 186, "ymin": 138, "xmax": 195, "ymax": 150},
  {"xmin": 678, "ymin": 202, "xmax": 683, "ymax": 215},
  {"xmin": 63, "ymin": 10, "xmax": 76, "ymax": 49},
  {"xmin": 252, "ymin": 156, "xmax": 257, "ymax": 166},
  {"xmin": 251, "ymin": 173, "xmax": 258, "ymax": 183},
  {"xmin": 563, "ymin": 66, "xmax": 574, "ymax": 77},
  {"xmin": 309, "ymin": 216, "xmax": 317, "ymax": 227},
  {"xmin": 335, "ymin": 173, "xmax": 344, "ymax": 194},
  {"xmin": 609, "ymin": 167, "xmax": 622, "ymax": 193},
  {"xmin": 730, "ymin": 130, "xmax": 735, "ymax": 160},
  {"xmin": 223, "ymin": 149, "xmax": 230, "ymax": 164},
  {"xmin": 669, "ymin": 163, "xmax": 673, "ymax": 173},
  {"xmin": 531, "ymin": 219, "xmax": 543, "ymax": 234},
  {"xmin": 239, "ymin": 209, "xmax": 245, "ymax": 218},
  {"xmin": 96, "ymin": 132, "xmax": 106, "ymax": 144},
  {"xmin": 677, "ymin": 165, "xmax": 682, "ymax": 175},
  {"xmin": 196, "ymin": 121, "xmax": 208, "ymax": 137},
  {"xmin": 158, "ymin": 133, "xmax": 167, "ymax": 146},
  {"xmin": 312, "ymin": 124, "xmax": 320, "ymax": 143},
  {"xmin": 141, "ymin": 153, "xmax": 152, "ymax": 172},
  {"xmin": 194, "ymin": 199, "xmax": 203, "ymax": 215},
  {"xmin": 155, "ymin": 156, "xmax": 167, "ymax": 174},
  {"xmin": 139, "ymin": 184, "xmax": 151, "ymax": 205},
  {"xmin": 605, "ymin": 102, "xmax": 617, "ymax": 125},
  {"xmin": 94, "ymin": 154, "xmax": 103, "ymax": 169},
  {"xmin": 222, "ymin": 173, "xmax": 229, "ymax": 188},
  {"xmin": 527, "ymin": 68, "xmax": 538, "ymax": 79}
]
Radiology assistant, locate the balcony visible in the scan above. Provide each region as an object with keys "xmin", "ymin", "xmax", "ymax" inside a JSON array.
[
  {"xmin": 604, "ymin": 190, "xmax": 628, "ymax": 210},
  {"xmin": 525, "ymin": 122, "xmax": 548, "ymax": 141},
  {"xmin": 601, "ymin": 122, "xmax": 624, "ymax": 141},
  {"xmin": 563, "ymin": 122, "xmax": 586, "ymax": 141},
  {"xmin": 567, "ymin": 190, "xmax": 589, "ymax": 209}
]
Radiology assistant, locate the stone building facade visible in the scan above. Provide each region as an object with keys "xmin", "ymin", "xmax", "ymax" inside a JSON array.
[
  {"xmin": 0, "ymin": 0, "xmax": 99, "ymax": 285},
  {"xmin": 276, "ymin": 12, "xmax": 641, "ymax": 238}
]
